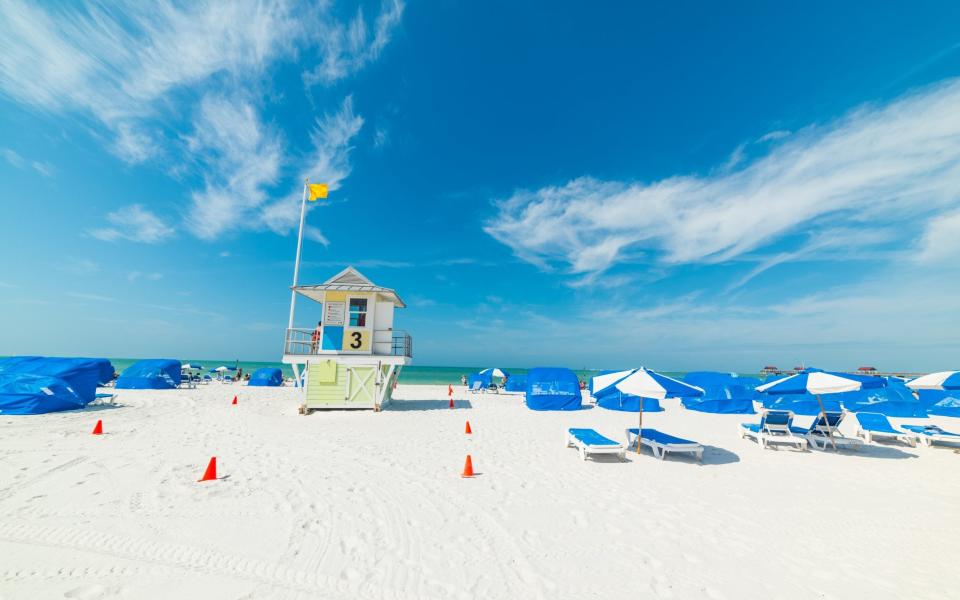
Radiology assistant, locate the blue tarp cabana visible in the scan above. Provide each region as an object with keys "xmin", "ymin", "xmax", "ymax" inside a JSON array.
[
  {"xmin": 248, "ymin": 367, "xmax": 283, "ymax": 387},
  {"xmin": 0, "ymin": 356, "xmax": 114, "ymax": 404},
  {"xmin": 0, "ymin": 372, "xmax": 88, "ymax": 414},
  {"xmin": 468, "ymin": 371, "xmax": 492, "ymax": 389},
  {"xmin": 682, "ymin": 384, "xmax": 756, "ymax": 414},
  {"xmin": 525, "ymin": 367, "xmax": 582, "ymax": 411},
  {"xmin": 839, "ymin": 383, "xmax": 926, "ymax": 418},
  {"xmin": 762, "ymin": 393, "xmax": 841, "ymax": 416},
  {"xmin": 919, "ymin": 390, "xmax": 960, "ymax": 417},
  {"xmin": 504, "ymin": 374, "xmax": 526, "ymax": 392},
  {"xmin": 115, "ymin": 359, "xmax": 182, "ymax": 389}
]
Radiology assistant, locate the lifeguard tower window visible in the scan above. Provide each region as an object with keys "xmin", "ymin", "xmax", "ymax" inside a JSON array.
[{"xmin": 349, "ymin": 298, "xmax": 368, "ymax": 327}]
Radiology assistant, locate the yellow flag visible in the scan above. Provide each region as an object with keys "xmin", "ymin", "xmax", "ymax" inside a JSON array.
[{"xmin": 308, "ymin": 183, "xmax": 329, "ymax": 201}]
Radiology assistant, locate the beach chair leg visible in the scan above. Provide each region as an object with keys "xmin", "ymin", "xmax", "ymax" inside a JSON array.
[{"xmin": 580, "ymin": 447, "xmax": 587, "ymax": 461}]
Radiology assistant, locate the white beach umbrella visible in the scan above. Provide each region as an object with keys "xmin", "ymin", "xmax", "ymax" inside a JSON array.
[
  {"xmin": 905, "ymin": 371, "xmax": 960, "ymax": 391},
  {"xmin": 613, "ymin": 368, "xmax": 704, "ymax": 453},
  {"xmin": 590, "ymin": 369, "xmax": 636, "ymax": 395},
  {"xmin": 479, "ymin": 368, "xmax": 509, "ymax": 378},
  {"xmin": 756, "ymin": 369, "xmax": 885, "ymax": 449}
]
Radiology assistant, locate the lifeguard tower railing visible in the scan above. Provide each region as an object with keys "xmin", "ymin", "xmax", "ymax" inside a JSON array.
[{"xmin": 284, "ymin": 328, "xmax": 413, "ymax": 358}]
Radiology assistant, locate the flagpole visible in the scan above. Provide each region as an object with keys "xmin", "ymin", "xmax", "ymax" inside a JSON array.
[{"xmin": 287, "ymin": 179, "xmax": 309, "ymax": 332}]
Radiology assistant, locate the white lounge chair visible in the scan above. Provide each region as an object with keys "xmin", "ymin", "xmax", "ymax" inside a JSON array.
[
  {"xmin": 789, "ymin": 412, "xmax": 863, "ymax": 450},
  {"xmin": 468, "ymin": 380, "xmax": 483, "ymax": 394},
  {"xmin": 565, "ymin": 428, "xmax": 625, "ymax": 461},
  {"xmin": 739, "ymin": 410, "xmax": 807, "ymax": 450},
  {"xmin": 854, "ymin": 413, "xmax": 919, "ymax": 447},
  {"xmin": 625, "ymin": 428, "xmax": 703, "ymax": 461},
  {"xmin": 899, "ymin": 424, "xmax": 960, "ymax": 448}
]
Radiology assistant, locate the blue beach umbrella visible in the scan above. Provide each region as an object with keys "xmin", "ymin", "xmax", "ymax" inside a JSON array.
[
  {"xmin": 479, "ymin": 368, "xmax": 509, "ymax": 378},
  {"xmin": 608, "ymin": 368, "xmax": 704, "ymax": 453},
  {"xmin": 906, "ymin": 371, "xmax": 960, "ymax": 391},
  {"xmin": 919, "ymin": 390, "xmax": 960, "ymax": 417},
  {"xmin": 756, "ymin": 368, "xmax": 886, "ymax": 449}
]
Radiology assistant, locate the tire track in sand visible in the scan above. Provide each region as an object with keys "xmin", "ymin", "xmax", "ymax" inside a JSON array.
[{"xmin": 0, "ymin": 522, "xmax": 435, "ymax": 599}]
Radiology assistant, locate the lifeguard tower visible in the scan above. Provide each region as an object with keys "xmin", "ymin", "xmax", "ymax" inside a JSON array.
[{"xmin": 282, "ymin": 266, "xmax": 412, "ymax": 412}]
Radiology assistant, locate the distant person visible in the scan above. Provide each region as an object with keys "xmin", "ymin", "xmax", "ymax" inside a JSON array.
[
  {"xmin": 579, "ymin": 379, "xmax": 586, "ymax": 390},
  {"xmin": 237, "ymin": 368, "xmax": 243, "ymax": 380},
  {"xmin": 460, "ymin": 375, "xmax": 467, "ymax": 386},
  {"xmin": 310, "ymin": 320, "xmax": 322, "ymax": 353}
]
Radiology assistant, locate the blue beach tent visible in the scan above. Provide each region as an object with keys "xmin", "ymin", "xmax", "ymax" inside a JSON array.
[
  {"xmin": 468, "ymin": 371, "xmax": 492, "ymax": 389},
  {"xmin": 839, "ymin": 383, "xmax": 926, "ymax": 418},
  {"xmin": 762, "ymin": 393, "xmax": 841, "ymax": 416},
  {"xmin": 248, "ymin": 367, "xmax": 283, "ymax": 387},
  {"xmin": 0, "ymin": 372, "xmax": 88, "ymax": 415},
  {"xmin": 115, "ymin": 359, "xmax": 182, "ymax": 389},
  {"xmin": 0, "ymin": 356, "xmax": 114, "ymax": 404},
  {"xmin": 594, "ymin": 386, "xmax": 664, "ymax": 412},
  {"xmin": 682, "ymin": 384, "xmax": 756, "ymax": 414},
  {"xmin": 504, "ymin": 374, "xmax": 526, "ymax": 392},
  {"xmin": 919, "ymin": 390, "xmax": 960, "ymax": 417},
  {"xmin": 525, "ymin": 367, "xmax": 582, "ymax": 411}
]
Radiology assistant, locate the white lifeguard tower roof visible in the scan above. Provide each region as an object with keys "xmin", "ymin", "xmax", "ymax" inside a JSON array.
[{"xmin": 292, "ymin": 266, "xmax": 406, "ymax": 308}]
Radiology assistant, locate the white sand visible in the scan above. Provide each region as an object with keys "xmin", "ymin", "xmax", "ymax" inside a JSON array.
[{"xmin": 1, "ymin": 383, "xmax": 958, "ymax": 599}]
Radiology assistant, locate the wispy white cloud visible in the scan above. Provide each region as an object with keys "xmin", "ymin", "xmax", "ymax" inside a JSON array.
[
  {"xmin": 757, "ymin": 129, "xmax": 791, "ymax": 143},
  {"xmin": 916, "ymin": 208, "xmax": 960, "ymax": 263},
  {"xmin": 303, "ymin": 0, "xmax": 404, "ymax": 86},
  {"xmin": 1, "ymin": 148, "xmax": 26, "ymax": 169},
  {"xmin": 0, "ymin": 0, "xmax": 305, "ymax": 164},
  {"xmin": 127, "ymin": 271, "xmax": 163, "ymax": 283},
  {"xmin": 0, "ymin": 1, "xmax": 402, "ymax": 246},
  {"xmin": 89, "ymin": 204, "xmax": 175, "ymax": 244},
  {"xmin": 1, "ymin": 147, "xmax": 55, "ymax": 177},
  {"xmin": 726, "ymin": 227, "xmax": 899, "ymax": 291},
  {"xmin": 260, "ymin": 96, "xmax": 364, "ymax": 237},
  {"xmin": 486, "ymin": 79, "xmax": 960, "ymax": 279},
  {"xmin": 184, "ymin": 94, "xmax": 282, "ymax": 240},
  {"xmin": 373, "ymin": 127, "xmax": 389, "ymax": 149}
]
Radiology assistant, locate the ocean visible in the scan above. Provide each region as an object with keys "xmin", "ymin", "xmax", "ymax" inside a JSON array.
[{"xmin": 103, "ymin": 358, "xmax": 646, "ymax": 385}]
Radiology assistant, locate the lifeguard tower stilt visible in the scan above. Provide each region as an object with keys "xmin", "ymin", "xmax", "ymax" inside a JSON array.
[{"xmin": 283, "ymin": 266, "xmax": 412, "ymax": 412}]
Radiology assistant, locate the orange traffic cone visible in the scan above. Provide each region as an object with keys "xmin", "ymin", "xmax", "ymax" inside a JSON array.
[
  {"xmin": 91, "ymin": 420, "xmax": 103, "ymax": 435},
  {"xmin": 198, "ymin": 457, "xmax": 217, "ymax": 482},
  {"xmin": 461, "ymin": 454, "xmax": 475, "ymax": 478},
  {"xmin": 448, "ymin": 384, "xmax": 453, "ymax": 396},
  {"xmin": 231, "ymin": 395, "xmax": 237, "ymax": 405},
  {"xmin": 465, "ymin": 420, "xmax": 472, "ymax": 435},
  {"xmin": 449, "ymin": 397, "xmax": 454, "ymax": 409}
]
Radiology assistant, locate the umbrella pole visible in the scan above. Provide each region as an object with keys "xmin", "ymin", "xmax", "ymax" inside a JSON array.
[
  {"xmin": 636, "ymin": 398, "xmax": 644, "ymax": 454},
  {"xmin": 816, "ymin": 393, "xmax": 838, "ymax": 451}
]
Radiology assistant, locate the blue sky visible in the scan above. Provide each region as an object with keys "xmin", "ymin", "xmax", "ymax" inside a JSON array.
[{"xmin": 2, "ymin": 1, "xmax": 960, "ymax": 372}]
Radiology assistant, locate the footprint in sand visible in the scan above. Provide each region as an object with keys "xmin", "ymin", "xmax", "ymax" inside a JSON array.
[{"xmin": 63, "ymin": 584, "xmax": 107, "ymax": 600}]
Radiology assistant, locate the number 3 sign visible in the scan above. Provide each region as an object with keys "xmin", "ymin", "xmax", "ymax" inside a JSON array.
[{"xmin": 342, "ymin": 328, "xmax": 370, "ymax": 352}]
